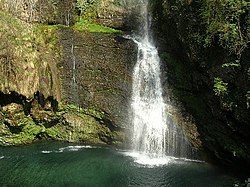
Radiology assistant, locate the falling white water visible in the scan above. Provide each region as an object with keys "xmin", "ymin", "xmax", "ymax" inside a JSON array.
[
  {"xmin": 130, "ymin": 0, "xmax": 181, "ymax": 162},
  {"xmin": 131, "ymin": 40, "xmax": 167, "ymax": 157},
  {"xmin": 71, "ymin": 42, "xmax": 76, "ymax": 84},
  {"xmin": 65, "ymin": 11, "xmax": 70, "ymax": 27},
  {"xmin": 70, "ymin": 40, "xmax": 79, "ymax": 106}
]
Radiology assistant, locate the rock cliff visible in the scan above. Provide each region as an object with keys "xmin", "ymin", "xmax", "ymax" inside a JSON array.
[
  {"xmin": 152, "ymin": 0, "xmax": 250, "ymax": 171},
  {"xmin": 0, "ymin": 0, "xmax": 135, "ymax": 146}
]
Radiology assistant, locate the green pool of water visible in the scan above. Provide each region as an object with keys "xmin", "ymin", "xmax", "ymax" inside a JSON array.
[{"xmin": 0, "ymin": 142, "xmax": 237, "ymax": 187}]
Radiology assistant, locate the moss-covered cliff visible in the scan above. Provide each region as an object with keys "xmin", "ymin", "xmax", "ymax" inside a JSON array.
[
  {"xmin": 0, "ymin": 11, "xmax": 60, "ymax": 100},
  {"xmin": 0, "ymin": 0, "xmax": 134, "ymax": 146},
  {"xmin": 152, "ymin": 0, "xmax": 250, "ymax": 170}
]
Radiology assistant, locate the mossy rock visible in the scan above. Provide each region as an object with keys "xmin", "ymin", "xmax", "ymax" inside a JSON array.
[
  {"xmin": 0, "ymin": 116, "xmax": 44, "ymax": 146},
  {"xmin": 43, "ymin": 110, "xmax": 112, "ymax": 145},
  {"xmin": 72, "ymin": 19, "xmax": 122, "ymax": 33}
]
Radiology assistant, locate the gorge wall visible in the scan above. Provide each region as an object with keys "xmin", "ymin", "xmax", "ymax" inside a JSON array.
[{"xmin": 152, "ymin": 0, "xmax": 250, "ymax": 171}]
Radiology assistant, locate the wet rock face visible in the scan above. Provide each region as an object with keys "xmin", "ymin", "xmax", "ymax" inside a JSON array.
[{"xmin": 59, "ymin": 29, "xmax": 137, "ymax": 128}]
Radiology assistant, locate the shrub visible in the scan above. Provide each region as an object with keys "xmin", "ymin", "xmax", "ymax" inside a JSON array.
[{"xmin": 213, "ymin": 77, "xmax": 228, "ymax": 96}]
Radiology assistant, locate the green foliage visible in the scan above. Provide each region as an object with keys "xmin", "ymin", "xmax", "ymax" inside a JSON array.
[
  {"xmin": 202, "ymin": 0, "xmax": 250, "ymax": 58},
  {"xmin": 18, "ymin": 117, "xmax": 43, "ymax": 138},
  {"xmin": 82, "ymin": 108, "xmax": 105, "ymax": 120},
  {"xmin": 76, "ymin": 0, "xmax": 100, "ymax": 18},
  {"xmin": 58, "ymin": 102, "xmax": 105, "ymax": 120},
  {"xmin": 213, "ymin": 77, "xmax": 228, "ymax": 96},
  {"xmin": 17, "ymin": 117, "xmax": 34, "ymax": 127},
  {"xmin": 0, "ymin": 117, "xmax": 44, "ymax": 145},
  {"xmin": 21, "ymin": 123, "xmax": 43, "ymax": 136},
  {"xmin": 45, "ymin": 127, "xmax": 59, "ymax": 139},
  {"xmin": 62, "ymin": 103, "xmax": 80, "ymax": 111},
  {"xmin": 73, "ymin": 19, "xmax": 122, "ymax": 33},
  {"xmin": 246, "ymin": 91, "xmax": 250, "ymax": 98},
  {"xmin": 33, "ymin": 24, "xmax": 59, "ymax": 47},
  {"xmin": 221, "ymin": 61, "xmax": 241, "ymax": 68}
]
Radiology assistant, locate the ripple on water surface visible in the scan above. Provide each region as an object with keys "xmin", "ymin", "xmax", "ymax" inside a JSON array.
[{"xmin": 0, "ymin": 143, "xmax": 238, "ymax": 187}]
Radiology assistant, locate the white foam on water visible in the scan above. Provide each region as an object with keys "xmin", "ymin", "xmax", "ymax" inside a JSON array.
[
  {"xmin": 179, "ymin": 157, "xmax": 205, "ymax": 163},
  {"xmin": 122, "ymin": 151, "xmax": 204, "ymax": 168},
  {"xmin": 124, "ymin": 151, "xmax": 173, "ymax": 167},
  {"xmin": 41, "ymin": 145, "xmax": 96, "ymax": 154},
  {"xmin": 57, "ymin": 145, "xmax": 96, "ymax": 152},
  {"xmin": 41, "ymin": 151, "xmax": 53, "ymax": 154}
]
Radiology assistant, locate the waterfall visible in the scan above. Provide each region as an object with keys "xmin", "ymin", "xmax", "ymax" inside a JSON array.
[
  {"xmin": 71, "ymin": 42, "xmax": 76, "ymax": 84},
  {"xmin": 65, "ymin": 11, "xmax": 70, "ymax": 27},
  {"xmin": 70, "ymin": 40, "xmax": 79, "ymax": 106},
  {"xmin": 131, "ymin": 40, "xmax": 167, "ymax": 157},
  {"xmin": 130, "ymin": 1, "xmax": 184, "ymax": 161}
]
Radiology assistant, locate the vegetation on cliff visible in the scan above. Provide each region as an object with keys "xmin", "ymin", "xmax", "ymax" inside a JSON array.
[
  {"xmin": 0, "ymin": 10, "xmax": 61, "ymax": 100},
  {"xmin": 0, "ymin": 0, "xmax": 129, "ymax": 146},
  {"xmin": 0, "ymin": 97, "xmax": 124, "ymax": 146},
  {"xmin": 73, "ymin": 19, "xmax": 122, "ymax": 33},
  {"xmin": 152, "ymin": 0, "xmax": 250, "ymax": 169}
]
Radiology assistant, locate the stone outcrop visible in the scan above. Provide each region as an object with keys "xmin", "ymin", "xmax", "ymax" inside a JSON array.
[
  {"xmin": 59, "ymin": 29, "xmax": 136, "ymax": 128},
  {"xmin": 0, "ymin": 10, "xmax": 60, "ymax": 100}
]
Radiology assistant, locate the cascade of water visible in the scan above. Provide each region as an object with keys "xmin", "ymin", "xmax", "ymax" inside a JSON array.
[
  {"xmin": 71, "ymin": 42, "xmax": 76, "ymax": 84},
  {"xmin": 131, "ymin": 40, "xmax": 167, "ymax": 157},
  {"xmin": 70, "ymin": 40, "xmax": 79, "ymax": 106},
  {"xmin": 131, "ymin": 0, "xmax": 182, "ymax": 159},
  {"xmin": 65, "ymin": 11, "xmax": 70, "ymax": 27},
  {"xmin": 28, "ymin": 0, "xmax": 34, "ymax": 22}
]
